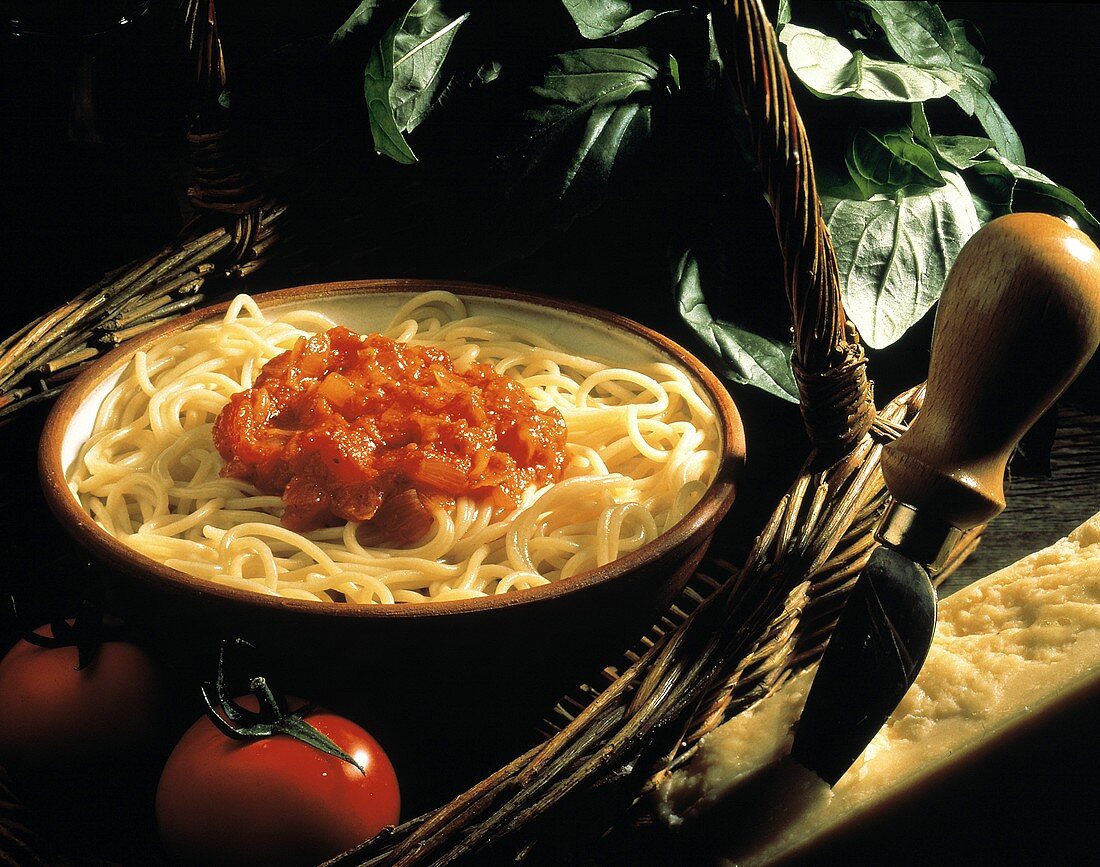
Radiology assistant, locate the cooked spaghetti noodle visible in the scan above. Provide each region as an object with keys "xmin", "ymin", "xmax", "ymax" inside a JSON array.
[{"xmin": 69, "ymin": 292, "xmax": 720, "ymax": 603}]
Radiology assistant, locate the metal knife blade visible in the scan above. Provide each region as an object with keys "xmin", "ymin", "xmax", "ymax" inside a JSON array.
[
  {"xmin": 790, "ymin": 212, "xmax": 1100, "ymax": 786},
  {"xmin": 790, "ymin": 547, "xmax": 936, "ymax": 785}
]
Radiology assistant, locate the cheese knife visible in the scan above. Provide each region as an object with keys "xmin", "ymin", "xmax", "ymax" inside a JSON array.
[{"xmin": 790, "ymin": 212, "xmax": 1100, "ymax": 786}]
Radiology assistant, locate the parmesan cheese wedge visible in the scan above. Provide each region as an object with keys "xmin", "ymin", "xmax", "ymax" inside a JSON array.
[{"xmin": 656, "ymin": 510, "xmax": 1100, "ymax": 864}]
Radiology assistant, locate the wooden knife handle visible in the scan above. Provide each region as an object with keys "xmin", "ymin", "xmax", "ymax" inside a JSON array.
[{"xmin": 881, "ymin": 212, "xmax": 1100, "ymax": 530}]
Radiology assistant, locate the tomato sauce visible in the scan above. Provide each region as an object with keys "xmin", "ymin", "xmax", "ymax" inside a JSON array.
[{"xmin": 212, "ymin": 327, "xmax": 568, "ymax": 544}]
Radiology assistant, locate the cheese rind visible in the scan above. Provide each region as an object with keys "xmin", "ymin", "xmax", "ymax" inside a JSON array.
[{"xmin": 656, "ymin": 511, "xmax": 1100, "ymax": 864}]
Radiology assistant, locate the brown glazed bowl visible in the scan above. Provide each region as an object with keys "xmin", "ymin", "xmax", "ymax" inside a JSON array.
[{"xmin": 39, "ymin": 280, "xmax": 744, "ymax": 799}]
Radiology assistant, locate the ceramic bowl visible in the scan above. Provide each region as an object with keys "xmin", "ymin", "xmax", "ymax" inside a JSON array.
[{"xmin": 39, "ymin": 280, "xmax": 745, "ymax": 794}]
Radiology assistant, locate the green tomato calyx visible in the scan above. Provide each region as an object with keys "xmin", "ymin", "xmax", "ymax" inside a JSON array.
[
  {"xmin": 201, "ymin": 640, "xmax": 364, "ymax": 773},
  {"xmin": 18, "ymin": 598, "xmax": 126, "ymax": 671}
]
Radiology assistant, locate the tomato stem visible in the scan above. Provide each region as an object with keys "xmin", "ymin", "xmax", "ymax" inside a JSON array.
[
  {"xmin": 17, "ymin": 599, "xmax": 126, "ymax": 670},
  {"xmin": 200, "ymin": 640, "xmax": 364, "ymax": 773}
]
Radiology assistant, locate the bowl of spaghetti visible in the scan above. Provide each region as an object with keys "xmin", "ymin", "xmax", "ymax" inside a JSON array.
[{"xmin": 40, "ymin": 281, "xmax": 744, "ymax": 755}]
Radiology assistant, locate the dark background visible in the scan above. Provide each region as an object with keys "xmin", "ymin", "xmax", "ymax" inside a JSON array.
[
  {"xmin": 940, "ymin": 2, "xmax": 1100, "ymax": 215},
  {"xmin": 4, "ymin": 2, "xmax": 1100, "ymax": 328},
  {"xmin": 1, "ymin": 2, "xmax": 1099, "ymax": 865}
]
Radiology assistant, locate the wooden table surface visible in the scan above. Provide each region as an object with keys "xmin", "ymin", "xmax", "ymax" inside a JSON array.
[{"xmin": 944, "ymin": 405, "xmax": 1100, "ymax": 595}]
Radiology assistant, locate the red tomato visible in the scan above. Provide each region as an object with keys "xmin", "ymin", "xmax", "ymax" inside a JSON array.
[
  {"xmin": 155, "ymin": 698, "xmax": 400, "ymax": 867},
  {"xmin": 0, "ymin": 624, "xmax": 162, "ymax": 768}
]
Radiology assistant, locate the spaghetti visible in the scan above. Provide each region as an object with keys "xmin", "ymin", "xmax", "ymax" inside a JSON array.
[{"xmin": 69, "ymin": 292, "xmax": 720, "ymax": 604}]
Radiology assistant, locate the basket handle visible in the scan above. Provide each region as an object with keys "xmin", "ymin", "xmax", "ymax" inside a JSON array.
[{"xmin": 711, "ymin": 0, "xmax": 875, "ymax": 457}]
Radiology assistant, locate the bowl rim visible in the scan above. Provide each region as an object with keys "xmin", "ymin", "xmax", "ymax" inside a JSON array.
[{"xmin": 39, "ymin": 278, "xmax": 745, "ymax": 620}]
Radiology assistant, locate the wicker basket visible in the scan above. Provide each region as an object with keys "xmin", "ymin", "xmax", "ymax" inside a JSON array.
[{"xmin": 0, "ymin": 1, "xmax": 984, "ymax": 864}]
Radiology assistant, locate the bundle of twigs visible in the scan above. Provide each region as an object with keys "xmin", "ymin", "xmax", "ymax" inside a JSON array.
[{"xmin": 0, "ymin": 212, "xmax": 276, "ymax": 424}]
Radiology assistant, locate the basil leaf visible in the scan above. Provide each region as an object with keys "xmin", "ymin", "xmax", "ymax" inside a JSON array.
[
  {"xmin": 909, "ymin": 102, "xmax": 934, "ymax": 147},
  {"xmin": 945, "ymin": 17, "xmax": 1024, "ymax": 164},
  {"xmin": 854, "ymin": 3, "xmax": 1025, "ymax": 163},
  {"xmin": 846, "ymin": 127, "xmax": 944, "ymax": 198},
  {"xmin": 969, "ymin": 191, "xmax": 998, "ymax": 225},
  {"xmin": 779, "ymin": 24, "xmax": 963, "ymax": 102},
  {"xmin": 966, "ymin": 151, "xmax": 1100, "ymax": 236},
  {"xmin": 858, "ymin": 1, "xmax": 954, "ymax": 67},
  {"xmin": 673, "ymin": 248, "xmax": 798, "ymax": 403},
  {"xmin": 955, "ymin": 79, "xmax": 1025, "ymax": 165},
  {"xmin": 776, "ymin": 0, "xmax": 792, "ymax": 28},
  {"xmin": 363, "ymin": 44, "xmax": 418, "ymax": 163},
  {"xmin": 562, "ymin": 0, "xmax": 674, "ymax": 39},
  {"xmin": 945, "ymin": 17, "xmax": 994, "ymax": 90},
  {"xmin": 351, "ymin": 45, "xmax": 665, "ymax": 273},
  {"xmin": 911, "ymin": 104, "xmax": 998, "ymax": 173},
  {"xmin": 825, "ymin": 170, "xmax": 980, "ymax": 349},
  {"xmin": 363, "ymin": 0, "xmax": 471, "ymax": 164},
  {"xmin": 931, "ymin": 134, "xmax": 993, "ymax": 170},
  {"xmin": 428, "ymin": 59, "xmax": 503, "ymax": 118},
  {"xmin": 333, "ymin": 0, "xmax": 390, "ymax": 44},
  {"xmin": 392, "ymin": 9, "xmax": 470, "ymax": 133},
  {"xmin": 507, "ymin": 48, "xmax": 661, "ymax": 217}
]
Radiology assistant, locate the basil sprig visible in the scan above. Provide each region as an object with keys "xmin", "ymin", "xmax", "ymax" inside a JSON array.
[{"xmin": 330, "ymin": 0, "xmax": 1095, "ymax": 399}]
